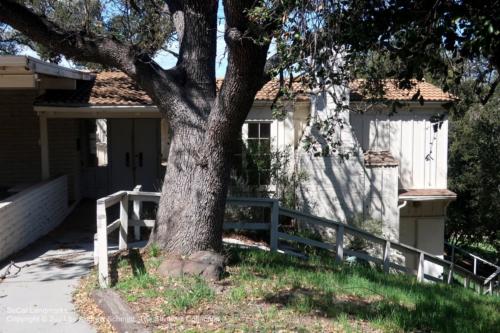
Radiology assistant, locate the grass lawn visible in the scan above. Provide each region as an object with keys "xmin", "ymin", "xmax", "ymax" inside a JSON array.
[{"xmin": 76, "ymin": 245, "xmax": 500, "ymax": 332}]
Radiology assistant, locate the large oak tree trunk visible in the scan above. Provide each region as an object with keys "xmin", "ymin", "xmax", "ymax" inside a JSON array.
[
  {"xmin": 0, "ymin": 0, "xmax": 273, "ymax": 258},
  {"xmin": 150, "ymin": 119, "xmax": 232, "ymax": 254},
  {"xmin": 147, "ymin": 0, "xmax": 271, "ymax": 255}
]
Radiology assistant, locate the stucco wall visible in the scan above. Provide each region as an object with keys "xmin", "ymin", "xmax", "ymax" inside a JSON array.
[
  {"xmin": 298, "ymin": 152, "xmax": 365, "ymax": 222},
  {"xmin": 0, "ymin": 90, "xmax": 41, "ymax": 187},
  {"xmin": 0, "ymin": 176, "xmax": 69, "ymax": 262}
]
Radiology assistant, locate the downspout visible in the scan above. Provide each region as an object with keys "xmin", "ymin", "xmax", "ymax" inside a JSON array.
[
  {"xmin": 397, "ymin": 200, "xmax": 408, "ymax": 242},
  {"xmin": 398, "ymin": 200, "xmax": 408, "ymax": 210}
]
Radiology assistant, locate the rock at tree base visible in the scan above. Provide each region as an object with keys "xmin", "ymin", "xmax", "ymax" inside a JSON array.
[{"xmin": 158, "ymin": 251, "xmax": 225, "ymax": 281}]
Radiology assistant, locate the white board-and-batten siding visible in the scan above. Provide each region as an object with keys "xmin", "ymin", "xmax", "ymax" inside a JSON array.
[
  {"xmin": 296, "ymin": 93, "xmax": 400, "ymax": 241},
  {"xmin": 350, "ymin": 108, "xmax": 448, "ymax": 190}
]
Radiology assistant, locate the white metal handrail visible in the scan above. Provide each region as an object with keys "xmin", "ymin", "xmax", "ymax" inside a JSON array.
[
  {"xmin": 445, "ymin": 242, "xmax": 499, "ymax": 293},
  {"xmin": 94, "ymin": 190, "xmax": 499, "ymax": 295},
  {"xmin": 445, "ymin": 242, "xmax": 499, "ymax": 275}
]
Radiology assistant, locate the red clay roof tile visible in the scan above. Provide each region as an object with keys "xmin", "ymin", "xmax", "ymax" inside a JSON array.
[
  {"xmin": 364, "ymin": 150, "xmax": 399, "ymax": 167},
  {"xmin": 36, "ymin": 72, "xmax": 454, "ymax": 106},
  {"xmin": 350, "ymin": 79, "xmax": 455, "ymax": 102}
]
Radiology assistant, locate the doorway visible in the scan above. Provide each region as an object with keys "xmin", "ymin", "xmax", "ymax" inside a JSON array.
[{"xmin": 108, "ymin": 119, "xmax": 161, "ymax": 192}]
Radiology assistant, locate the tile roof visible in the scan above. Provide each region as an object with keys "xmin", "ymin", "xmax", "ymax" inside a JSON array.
[
  {"xmin": 37, "ymin": 72, "xmax": 153, "ymax": 106},
  {"xmin": 364, "ymin": 150, "xmax": 399, "ymax": 167},
  {"xmin": 35, "ymin": 72, "xmax": 453, "ymax": 107},
  {"xmin": 254, "ymin": 80, "xmax": 309, "ymax": 101},
  {"xmin": 36, "ymin": 72, "xmax": 309, "ymax": 106},
  {"xmin": 349, "ymin": 79, "xmax": 455, "ymax": 102},
  {"xmin": 399, "ymin": 189, "xmax": 457, "ymax": 198}
]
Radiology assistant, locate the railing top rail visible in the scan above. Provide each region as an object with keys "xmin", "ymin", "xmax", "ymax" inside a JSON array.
[
  {"xmin": 484, "ymin": 268, "xmax": 500, "ymax": 285},
  {"xmin": 99, "ymin": 191, "xmax": 279, "ymax": 206},
  {"xmin": 95, "ymin": 190, "xmax": 494, "ymax": 290},
  {"xmin": 127, "ymin": 190, "xmax": 161, "ymax": 197},
  {"xmin": 281, "ymin": 206, "xmax": 428, "ymax": 260},
  {"xmin": 280, "ymin": 206, "xmax": 485, "ymax": 280},
  {"xmin": 445, "ymin": 242, "xmax": 499, "ymax": 269},
  {"xmin": 226, "ymin": 197, "xmax": 276, "ymax": 207},
  {"xmin": 97, "ymin": 191, "xmax": 127, "ymax": 208},
  {"xmin": 124, "ymin": 192, "xmax": 277, "ymax": 206},
  {"xmin": 227, "ymin": 197, "xmax": 276, "ymax": 203}
]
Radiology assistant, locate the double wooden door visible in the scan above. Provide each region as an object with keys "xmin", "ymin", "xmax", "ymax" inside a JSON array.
[{"xmin": 108, "ymin": 119, "xmax": 161, "ymax": 192}]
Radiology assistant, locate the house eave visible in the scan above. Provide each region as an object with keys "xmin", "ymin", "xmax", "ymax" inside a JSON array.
[
  {"xmin": 35, "ymin": 100, "xmax": 311, "ymax": 119},
  {"xmin": 0, "ymin": 56, "xmax": 93, "ymax": 81},
  {"xmin": 350, "ymin": 100, "xmax": 453, "ymax": 111},
  {"xmin": 252, "ymin": 99, "xmax": 311, "ymax": 108},
  {"xmin": 398, "ymin": 194, "xmax": 457, "ymax": 201},
  {"xmin": 34, "ymin": 105, "xmax": 160, "ymax": 118}
]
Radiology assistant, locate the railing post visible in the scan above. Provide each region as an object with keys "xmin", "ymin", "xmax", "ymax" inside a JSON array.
[
  {"xmin": 93, "ymin": 233, "xmax": 99, "ymax": 265},
  {"xmin": 417, "ymin": 252, "xmax": 425, "ymax": 282},
  {"xmin": 96, "ymin": 200, "xmax": 109, "ymax": 288},
  {"xmin": 464, "ymin": 275, "xmax": 470, "ymax": 288},
  {"xmin": 133, "ymin": 199, "xmax": 142, "ymax": 241},
  {"xmin": 447, "ymin": 262, "xmax": 454, "ymax": 285},
  {"xmin": 335, "ymin": 224, "xmax": 344, "ymax": 263},
  {"xmin": 383, "ymin": 240, "xmax": 391, "ymax": 273},
  {"xmin": 119, "ymin": 194, "xmax": 129, "ymax": 250},
  {"xmin": 473, "ymin": 257, "xmax": 477, "ymax": 275},
  {"xmin": 132, "ymin": 185, "xmax": 142, "ymax": 241},
  {"xmin": 451, "ymin": 244, "xmax": 455, "ymax": 265},
  {"xmin": 270, "ymin": 200, "xmax": 279, "ymax": 252}
]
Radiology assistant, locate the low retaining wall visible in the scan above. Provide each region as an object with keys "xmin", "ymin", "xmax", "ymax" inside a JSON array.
[{"xmin": 0, "ymin": 176, "xmax": 69, "ymax": 261}]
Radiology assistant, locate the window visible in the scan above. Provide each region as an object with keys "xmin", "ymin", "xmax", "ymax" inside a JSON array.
[
  {"xmin": 243, "ymin": 122, "xmax": 272, "ymax": 186},
  {"xmin": 84, "ymin": 119, "xmax": 108, "ymax": 167}
]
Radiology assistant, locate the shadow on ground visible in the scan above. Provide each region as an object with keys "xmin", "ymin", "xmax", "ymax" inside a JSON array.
[{"xmin": 228, "ymin": 247, "xmax": 500, "ymax": 333}]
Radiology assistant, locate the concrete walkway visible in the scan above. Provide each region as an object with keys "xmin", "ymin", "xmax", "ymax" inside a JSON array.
[{"xmin": 0, "ymin": 201, "xmax": 97, "ymax": 333}]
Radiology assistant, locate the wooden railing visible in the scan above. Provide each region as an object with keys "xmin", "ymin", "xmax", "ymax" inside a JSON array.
[
  {"xmin": 94, "ymin": 190, "xmax": 499, "ymax": 295},
  {"xmin": 446, "ymin": 242, "xmax": 499, "ymax": 273},
  {"xmin": 445, "ymin": 242, "xmax": 499, "ymax": 294}
]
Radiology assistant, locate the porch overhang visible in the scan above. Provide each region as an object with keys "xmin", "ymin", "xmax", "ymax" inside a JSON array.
[
  {"xmin": 398, "ymin": 189, "xmax": 457, "ymax": 201},
  {"xmin": 0, "ymin": 56, "xmax": 93, "ymax": 90},
  {"xmin": 0, "ymin": 56, "xmax": 93, "ymax": 80},
  {"xmin": 34, "ymin": 105, "xmax": 161, "ymax": 118}
]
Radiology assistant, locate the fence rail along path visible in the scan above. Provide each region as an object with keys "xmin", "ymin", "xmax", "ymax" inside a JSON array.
[{"xmin": 94, "ymin": 189, "xmax": 499, "ymax": 295}]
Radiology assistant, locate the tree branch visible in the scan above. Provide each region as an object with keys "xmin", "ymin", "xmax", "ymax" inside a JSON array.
[
  {"xmin": 0, "ymin": 0, "xmax": 191, "ymax": 120},
  {"xmin": 164, "ymin": 1, "xmax": 185, "ymax": 52},
  {"xmin": 262, "ymin": 53, "xmax": 282, "ymax": 85},
  {"xmin": 206, "ymin": 0, "xmax": 271, "ymax": 148},
  {"xmin": 164, "ymin": 0, "xmax": 218, "ymax": 107},
  {"xmin": 0, "ymin": 0, "xmax": 138, "ymax": 75},
  {"xmin": 480, "ymin": 77, "xmax": 499, "ymax": 105}
]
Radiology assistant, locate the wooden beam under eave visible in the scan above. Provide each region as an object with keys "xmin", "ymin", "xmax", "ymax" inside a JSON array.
[
  {"xmin": 0, "ymin": 74, "xmax": 37, "ymax": 89},
  {"xmin": 40, "ymin": 115, "xmax": 50, "ymax": 180},
  {"xmin": 39, "ymin": 76, "xmax": 77, "ymax": 90}
]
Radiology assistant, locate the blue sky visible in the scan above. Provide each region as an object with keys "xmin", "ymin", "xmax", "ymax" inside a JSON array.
[
  {"xmin": 155, "ymin": 2, "xmax": 228, "ymax": 77},
  {"xmin": 20, "ymin": 1, "xmax": 276, "ymax": 78}
]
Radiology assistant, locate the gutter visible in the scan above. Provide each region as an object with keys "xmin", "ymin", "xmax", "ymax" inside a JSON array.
[
  {"xmin": 0, "ymin": 56, "xmax": 93, "ymax": 81},
  {"xmin": 398, "ymin": 195, "xmax": 457, "ymax": 201},
  {"xmin": 34, "ymin": 105, "xmax": 160, "ymax": 118}
]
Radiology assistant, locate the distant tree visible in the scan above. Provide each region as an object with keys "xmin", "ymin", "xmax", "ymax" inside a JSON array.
[
  {"xmin": 447, "ymin": 83, "xmax": 500, "ymax": 253},
  {"xmin": 0, "ymin": 1, "xmax": 498, "ymax": 260}
]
